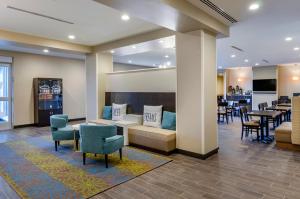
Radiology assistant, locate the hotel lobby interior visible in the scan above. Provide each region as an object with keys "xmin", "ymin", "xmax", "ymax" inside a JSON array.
[{"xmin": 1, "ymin": 0, "xmax": 300, "ymax": 198}]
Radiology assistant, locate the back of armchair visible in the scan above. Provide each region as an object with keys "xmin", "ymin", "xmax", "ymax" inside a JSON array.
[
  {"xmin": 80, "ymin": 125, "xmax": 117, "ymax": 154},
  {"xmin": 291, "ymin": 97, "xmax": 300, "ymax": 144}
]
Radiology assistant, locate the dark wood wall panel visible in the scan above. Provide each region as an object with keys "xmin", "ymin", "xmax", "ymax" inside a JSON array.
[{"xmin": 105, "ymin": 92, "xmax": 176, "ymax": 114}]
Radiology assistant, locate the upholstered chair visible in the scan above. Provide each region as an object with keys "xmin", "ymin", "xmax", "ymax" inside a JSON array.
[
  {"xmin": 50, "ymin": 114, "xmax": 79, "ymax": 151},
  {"xmin": 79, "ymin": 124, "xmax": 124, "ymax": 168}
]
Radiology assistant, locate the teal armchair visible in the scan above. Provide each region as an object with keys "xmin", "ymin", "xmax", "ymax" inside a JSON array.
[
  {"xmin": 79, "ymin": 124, "xmax": 124, "ymax": 168},
  {"xmin": 50, "ymin": 114, "xmax": 79, "ymax": 151}
]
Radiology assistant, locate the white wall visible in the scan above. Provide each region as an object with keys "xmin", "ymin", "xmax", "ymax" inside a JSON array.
[
  {"xmin": 278, "ymin": 65, "xmax": 300, "ymax": 98},
  {"xmin": 0, "ymin": 50, "xmax": 86, "ymax": 126},
  {"xmin": 106, "ymin": 68, "xmax": 176, "ymax": 92},
  {"xmin": 252, "ymin": 66, "xmax": 278, "ymax": 110}
]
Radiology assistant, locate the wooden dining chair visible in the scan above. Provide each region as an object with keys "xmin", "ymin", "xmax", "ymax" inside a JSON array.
[
  {"xmin": 240, "ymin": 107, "xmax": 260, "ymax": 141},
  {"xmin": 217, "ymin": 102, "xmax": 233, "ymax": 124}
]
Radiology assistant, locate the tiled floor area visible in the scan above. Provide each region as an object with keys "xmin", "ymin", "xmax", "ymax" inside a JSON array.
[{"xmin": 1, "ymin": 119, "xmax": 300, "ymax": 199}]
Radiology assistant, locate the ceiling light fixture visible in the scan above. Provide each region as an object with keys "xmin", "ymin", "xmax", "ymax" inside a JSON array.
[
  {"xmin": 166, "ymin": 61, "xmax": 171, "ymax": 66},
  {"xmin": 121, "ymin": 14, "xmax": 130, "ymax": 21},
  {"xmin": 165, "ymin": 55, "xmax": 169, "ymax": 58},
  {"xmin": 110, "ymin": 50, "xmax": 115, "ymax": 54},
  {"xmin": 132, "ymin": 45, "xmax": 136, "ymax": 49},
  {"xmin": 293, "ymin": 76, "xmax": 299, "ymax": 81},
  {"xmin": 68, "ymin": 35, "xmax": 75, "ymax": 40},
  {"xmin": 294, "ymin": 47, "xmax": 300, "ymax": 51},
  {"xmin": 285, "ymin": 37, "xmax": 293, "ymax": 41},
  {"xmin": 128, "ymin": 60, "xmax": 132, "ymax": 63},
  {"xmin": 255, "ymin": 63, "xmax": 260, "ymax": 66},
  {"xmin": 218, "ymin": 66, "xmax": 223, "ymax": 69},
  {"xmin": 231, "ymin": 54, "xmax": 236, "ymax": 58},
  {"xmin": 159, "ymin": 40, "xmax": 164, "ymax": 43},
  {"xmin": 244, "ymin": 59, "xmax": 249, "ymax": 63},
  {"xmin": 43, "ymin": 49, "xmax": 49, "ymax": 53},
  {"xmin": 249, "ymin": 3, "xmax": 260, "ymax": 11}
]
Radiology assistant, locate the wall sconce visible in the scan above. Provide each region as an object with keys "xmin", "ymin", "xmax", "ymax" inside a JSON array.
[
  {"xmin": 238, "ymin": 78, "xmax": 242, "ymax": 82},
  {"xmin": 293, "ymin": 76, "xmax": 299, "ymax": 81}
]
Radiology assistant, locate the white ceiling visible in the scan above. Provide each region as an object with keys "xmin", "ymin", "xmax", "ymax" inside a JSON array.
[
  {"xmin": 206, "ymin": 0, "xmax": 300, "ymax": 69},
  {"xmin": 112, "ymin": 36, "xmax": 175, "ymax": 68},
  {"xmin": 0, "ymin": 0, "xmax": 160, "ymax": 46}
]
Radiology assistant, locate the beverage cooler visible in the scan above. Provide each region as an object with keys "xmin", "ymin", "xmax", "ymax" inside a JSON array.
[{"xmin": 33, "ymin": 78, "xmax": 63, "ymax": 126}]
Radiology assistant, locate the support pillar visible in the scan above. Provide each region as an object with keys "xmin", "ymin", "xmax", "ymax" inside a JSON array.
[
  {"xmin": 85, "ymin": 53, "xmax": 113, "ymax": 121},
  {"xmin": 176, "ymin": 30, "xmax": 218, "ymax": 158}
]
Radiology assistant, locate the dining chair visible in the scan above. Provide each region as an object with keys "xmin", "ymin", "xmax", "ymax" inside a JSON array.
[
  {"xmin": 50, "ymin": 114, "xmax": 79, "ymax": 151},
  {"xmin": 218, "ymin": 102, "xmax": 233, "ymax": 124},
  {"xmin": 79, "ymin": 124, "xmax": 124, "ymax": 168},
  {"xmin": 240, "ymin": 107, "xmax": 260, "ymax": 141}
]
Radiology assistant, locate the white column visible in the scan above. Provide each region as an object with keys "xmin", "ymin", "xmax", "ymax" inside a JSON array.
[
  {"xmin": 176, "ymin": 30, "xmax": 218, "ymax": 156},
  {"xmin": 85, "ymin": 53, "xmax": 113, "ymax": 121}
]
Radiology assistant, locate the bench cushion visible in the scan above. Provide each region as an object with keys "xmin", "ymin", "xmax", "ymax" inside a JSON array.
[
  {"xmin": 275, "ymin": 122, "xmax": 292, "ymax": 143},
  {"xmin": 128, "ymin": 125, "xmax": 176, "ymax": 152}
]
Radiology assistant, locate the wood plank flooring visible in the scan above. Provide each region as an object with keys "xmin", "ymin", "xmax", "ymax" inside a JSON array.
[{"xmin": 1, "ymin": 119, "xmax": 300, "ymax": 199}]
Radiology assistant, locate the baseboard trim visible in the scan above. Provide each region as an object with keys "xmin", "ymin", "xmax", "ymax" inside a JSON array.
[
  {"xmin": 69, "ymin": 117, "xmax": 86, "ymax": 122},
  {"xmin": 13, "ymin": 117, "xmax": 86, "ymax": 129},
  {"xmin": 176, "ymin": 147, "xmax": 219, "ymax": 160},
  {"xmin": 13, "ymin": 123, "xmax": 35, "ymax": 129}
]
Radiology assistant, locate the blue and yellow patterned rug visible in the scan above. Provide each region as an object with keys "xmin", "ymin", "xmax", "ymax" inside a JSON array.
[{"xmin": 0, "ymin": 136, "xmax": 171, "ymax": 199}]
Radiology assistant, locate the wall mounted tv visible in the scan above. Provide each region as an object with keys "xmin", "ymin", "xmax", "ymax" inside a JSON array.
[{"xmin": 253, "ymin": 79, "xmax": 277, "ymax": 92}]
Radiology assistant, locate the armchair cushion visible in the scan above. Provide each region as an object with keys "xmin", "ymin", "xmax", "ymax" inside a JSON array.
[{"xmin": 104, "ymin": 135, "xmax": 124, "ymax": 154}]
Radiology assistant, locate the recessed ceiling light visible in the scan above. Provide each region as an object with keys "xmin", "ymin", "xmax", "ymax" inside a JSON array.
[
  {"xmin": 68, "ymin": 35, "xmax": 75, "ymax": 40},
  {"xmin": 218, "ymin": 66, "xmax": 223, "ymax": 69},
  {"xmin": 285, "ymin": 37, "xmax": 293, "ymax": 41},
  {"xmin": 166, "ymin": 61, "xmax": 171, "ymax": 66},
  {"xmin": 244, "ymin": 59, "xmax": 249, "ymax": 63},
  {"xmin": 165, "ymin": 55, "xmax": 169, "ymax": 58},
  {"xmin": 110, "ymin": 50, "xmax": 115, "ymax": 54},
  {"xmin": 231, "ymin": 54, "xmax": 236, "ymax": 58},
  {"xmin": 132, "ymin": 45, "xmax": 136, "ymax": 49},
  {"xmin": 159, "ymin": 40, "xmax": 164, "ymax": 43},
  {"xmin": 43, "ymin": 49, "xmax": 49, "ymax": 53},
  {"xmin": 121, "ymin": 14, "xmax": 130, "ymax": 21},
  {"xmin": 294, "ymin": 47, "xmax": 300, "ymax": 51},
  {"xmin": 128, "ymin": 60, "xmax": 132, "ymax": 63},
  {"xmin": 255, "ymin": 63, "xmax": 260, "ymax": 66},
  {"xmin": 249, "ymin": 3, "xmax": 260, "ymax": 11}
]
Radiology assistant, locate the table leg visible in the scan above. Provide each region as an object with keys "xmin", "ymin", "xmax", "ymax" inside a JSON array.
[{"xmin": 260, "ymin": 116, "xmax": 264, "ymax": 141}]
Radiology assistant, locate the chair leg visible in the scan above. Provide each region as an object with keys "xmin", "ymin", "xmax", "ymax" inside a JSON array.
[
  {"xmin": 83, "ymin": 153, "xmax": 86, "ymax": 165},
  {"xmin": 256, "ymin": 129, "xmax": 259, "ymax": 141},
  {"xmin": 226, "ymin": 115, "xmax": 228, "ymax": 124},
  {"xmin": 55, "ymin": 141, "xmax": 58, "ymax": 151},
  {"xmin": 119, "ymin": 148, "xmax": 122, "ymax": 160},
  {"xmin": 94, "ymin": 153, "xmax": 97, "ymax": 157},
  {"xmin": 75, "ymin": 139, "xmax": 79, "ymax": 150},
  {"xmin": 105, "ymin": 154, "xmax": 108, "ymax": 168},
  {"xmin": 57, "ymin": 141, "xmax": 60, "ymax": 146},
  {"xmin": 241, "ymin": 126, "xmax": 244, "ymax": 140}
]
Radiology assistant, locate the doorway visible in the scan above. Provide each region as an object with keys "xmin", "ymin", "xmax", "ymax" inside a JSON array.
[{"xmin": 0, "ymin": 62, "xmax": 12, "ymax": 130}]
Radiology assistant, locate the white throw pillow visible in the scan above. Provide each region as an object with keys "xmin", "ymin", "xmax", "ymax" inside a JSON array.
[
  {"xmin": 143, "ymin": 105, "xmax": 163, "ymax": 128},
  {"xmin": 112, "ymin": 103, "xmax": 127, "ymax": 121}
]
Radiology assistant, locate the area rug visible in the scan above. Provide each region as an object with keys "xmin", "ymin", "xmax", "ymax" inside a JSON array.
[{"xmin": 0, "ymin": 136, "xmax": 171, "ymax": 199}]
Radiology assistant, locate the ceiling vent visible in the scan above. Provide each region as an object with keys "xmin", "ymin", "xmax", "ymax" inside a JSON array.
[
  {"xmin": 199, "ymin": 0, "xmax": 238, "ymax": 23},
  {"xmin": 262, "ymin": 59, "xmax": 270, "ymax": 64},
  {"xmin": 231, "ymin": 45, "xmax": 244, "ymax": 52},
  {"xmin": 7, "ymin": 6, "xmax": 74, "ymax": 25}
]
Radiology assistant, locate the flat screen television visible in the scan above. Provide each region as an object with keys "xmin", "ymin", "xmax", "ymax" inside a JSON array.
[{"xmin": 253, "ymin": 79, "xmax": 277, "ymax": 92}]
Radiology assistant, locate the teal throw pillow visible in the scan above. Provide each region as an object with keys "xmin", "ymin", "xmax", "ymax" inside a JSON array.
[
  {"xmin": 161, "ymin": 111, "xmax": 176, "ymax": 130},
  {"xmin": 102, "ymin": 106, "xmax": 112, "ymax": 120}
]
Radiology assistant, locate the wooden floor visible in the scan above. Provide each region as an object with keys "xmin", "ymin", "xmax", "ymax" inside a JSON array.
[{"xmin": 1, "ymin": 119, "xmax": 300, "ymax": 199}]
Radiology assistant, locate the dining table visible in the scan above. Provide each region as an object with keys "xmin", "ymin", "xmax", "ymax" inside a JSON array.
[
  {"xmin": 266, "ymin": 106, "xmax": 291, "ymax": 121},
  {"xmin": 247, "ymin": 110, "xmax": 282, "ymax": 144}
]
